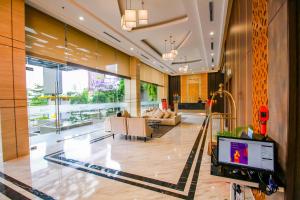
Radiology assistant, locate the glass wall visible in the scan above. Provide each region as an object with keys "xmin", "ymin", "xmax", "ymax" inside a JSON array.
[
  {"xmin": 140, "ymin": 81, "xmax": 159, "ymax": 112},
  {"xmin": 26, "ymin": 57, "xmax": 126, "ymax": 141}
]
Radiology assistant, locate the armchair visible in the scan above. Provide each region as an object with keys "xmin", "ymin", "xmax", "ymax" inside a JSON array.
[
  {"xmin": 110, "ymin": 117, "xmax": 127, "ymax": 139},
  {"xmin": 127, "ymin": 117, "xmax": 152, "ymax": 142}
]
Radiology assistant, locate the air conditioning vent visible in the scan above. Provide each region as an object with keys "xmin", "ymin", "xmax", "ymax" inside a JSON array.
[
  {"xmin": 141, "ymin": 54, "xmax": 149, "ymax": 60},
  {"xmin": 209, "ymin": 1, "xmax": 214, "ymax": 22},
  {"xmin": 211, "ymin": 42, "xmax": 214, "ymax": 50},
  {"xmin": 103, "ymin": 32, "xmax": 121, "ymax": 43},
  {"xmin": 212, "ymin": 57, "xmax": 214, "ymax": 63}
]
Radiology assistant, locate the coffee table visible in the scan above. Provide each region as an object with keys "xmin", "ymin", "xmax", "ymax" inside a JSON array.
[{"xmin": 147, "ymin": 120, "xmax": 161, "ymax": 130}]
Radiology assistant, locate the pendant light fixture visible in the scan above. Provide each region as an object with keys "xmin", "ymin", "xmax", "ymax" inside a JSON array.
[
  {"xmin": 122, "ymin": 0, "xmax": 149, "ymax": 31},
  {"xmin": 162, "ymin": 34, "xmax": 178, "ymax": 61},
  {"xmin": 179, "ymin": 56, "xmax": 188, "ymax": 73},
  {"xmin": 138, "ymin": 0, "xmax": 148, "ymax": 25},
  {"xmin": 124, "ymin": 0, "xmax": 137, "ymax": 28},
  {"xmin": 121, "ymin": 15, "xmax": 132, "ymax": 31}
]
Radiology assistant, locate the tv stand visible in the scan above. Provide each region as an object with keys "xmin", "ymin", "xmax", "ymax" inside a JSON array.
[{"xmin": 211, "ymin": 148, "xmax": 285, "ymax": 194}]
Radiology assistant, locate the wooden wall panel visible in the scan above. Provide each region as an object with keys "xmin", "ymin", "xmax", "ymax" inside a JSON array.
[
  {"xmin": 180, "ymin": 74, "xmax": 208, "ymax": 103},
  {"xmin": 0, "ymin": 0, "xmax": 28, "ymax": 161},
  {"xmin": 0, "ymin": 0, "xmax": 12, "ymax": 38},
  {"xmin": 224, "ymin": 0, "xmax": 253, "ymax": 126},
  {"xmin": 12, "ymin": 0, "xmax": 25, "ymax": 42},
  {"xmin": 0, "ymin": 107, "xmax": 17, "ymax": 161},
  {"xmin": 15, "ymin": 107, "xmax": 29, "ymax": 156},
  {"xmin": 0, "ymin": 45, "xmax": 13, "ymax": 99},
  {"xmin": 13, "ymin": 48, "xmax": 27, "ymax": 99}
]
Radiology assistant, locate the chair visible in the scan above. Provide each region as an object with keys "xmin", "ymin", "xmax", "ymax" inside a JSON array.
[
  {"xmin": 110, "ymin": 117, "xmax": 127, "ymax": 139},
  {"xmin": 104, "ymin": 117, "xmax": 111, "ymax": 132},
  {"xmin": 127, "ymin": 118, "xmax": 152, "ymax": 142}
]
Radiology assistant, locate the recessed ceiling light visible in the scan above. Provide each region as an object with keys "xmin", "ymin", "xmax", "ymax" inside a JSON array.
[
  {"xmin": 79, "ymin": 16, "xmax": 84, "ymax": 21},
  {"xmin": 211, "ymin": 64, "xmax": 215, "ymax": 67},
  {"xmin": 153, "ymin": 61, "xmax": 156, "ymax": 64},
  {"xmin": 130, "ymin": 47, "xmax": 134, "ymax": 51},
  {"xmin": 210, "ymin": 53, "xmax": 214, "ymax": 56},
  {"xmin": 210, "ymin": 31, "xmax": 214, "ymax": 36}
]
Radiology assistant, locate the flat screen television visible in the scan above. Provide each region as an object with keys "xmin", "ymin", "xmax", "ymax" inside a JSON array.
[{"xmin": 217, "ymin": 136, "xmax": 275, "ymax": 172}]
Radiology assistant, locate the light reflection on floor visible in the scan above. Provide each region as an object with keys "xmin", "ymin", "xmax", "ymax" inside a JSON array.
[{"xmin": 0, "ymin": 112, "xmax": 231, "ymax": 199}]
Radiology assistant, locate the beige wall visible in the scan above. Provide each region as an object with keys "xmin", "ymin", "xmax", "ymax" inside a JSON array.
[
  {"xmin": 180, "ymin": 74, "xmax": 208, "ymax": 103},
  {"xmin": 0, "ymin": 0, "xmax": 28, "ymax": 161},
  {"xmin": 125, "ymin": 57, "xmax": 141, "ymax": 117},
  {"xmin": 157, "ymin": 74, "xmax": 168, "ymax": 102},
  {"xmin": 139, "ymin": 63, "xmax": 165, "ymax": 86}
]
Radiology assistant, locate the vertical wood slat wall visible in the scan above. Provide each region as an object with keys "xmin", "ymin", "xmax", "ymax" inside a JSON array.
[
  {"xmin": 0, "ymin": 0, "xmax": 28, "ymax": 161},
  {"xmin": 224, "ymin": 0, "xmax": 253, "ymax": 127}
]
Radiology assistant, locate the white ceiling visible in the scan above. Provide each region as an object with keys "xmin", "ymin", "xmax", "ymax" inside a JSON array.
[{"xmin": 26, "ymin": 0, "xmax": 229, "ymax": 75}]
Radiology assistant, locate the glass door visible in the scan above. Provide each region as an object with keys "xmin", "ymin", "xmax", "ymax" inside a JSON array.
[
  {"xmin": 27, "ymin": 56, "xmax": 127, "ymax": 146},
  {"xmin": 26, "ymin": 57, "xmax": 62, "ymax": 138}
]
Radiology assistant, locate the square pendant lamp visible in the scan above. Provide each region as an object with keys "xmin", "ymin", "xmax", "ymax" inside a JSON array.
[
  {"xmin": 125, "ymin": 9, "xmax": 137, "ymax": 28},
  {"xmin": 121, "ymin": 15, "xmax": 132, "ymax": 31},
  {"xmin": 138, "ymin": 9, "xmax": 148, "ymax": 25}
]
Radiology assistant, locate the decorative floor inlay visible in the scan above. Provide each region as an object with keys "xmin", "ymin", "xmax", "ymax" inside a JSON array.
[
  {"xmin": 43, "ymin": 118, "xmax": 209, "ymax": 199},
  {"xmin": 0, "ymin": 171, "xmax": 54, "ymax": 200},
  {"xmin": 0, "ymin": 113, "xmax": 231, "ymax": 200}
]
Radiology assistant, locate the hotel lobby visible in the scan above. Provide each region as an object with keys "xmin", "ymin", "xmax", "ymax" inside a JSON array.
[{"xmin": 0, "ymin": 0, "xmax": 299, "ymax": 199}]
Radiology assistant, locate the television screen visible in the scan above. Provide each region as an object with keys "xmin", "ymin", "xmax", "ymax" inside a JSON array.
[{"xmin": 218, "ymin": 137, "xmax": 275, "ymax": 171}]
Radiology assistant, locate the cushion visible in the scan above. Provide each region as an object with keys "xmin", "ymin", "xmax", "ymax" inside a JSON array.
[
  {"xmin": 169, "ymin": 112, "xmax": 176, "ymax": 118},
  {"xmin": 153, "ymin": 109, "xmax": 164, "ymax": 118},
  {"xmin": 163, "ymin": 111, "xmax": 171, "ymax": 119}
]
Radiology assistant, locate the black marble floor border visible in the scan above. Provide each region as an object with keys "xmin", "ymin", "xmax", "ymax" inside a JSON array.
[
  {"xmin": 0, "ymin": 182, "xmax": 30, "ymax": 200},
  {"xmin": 44, "ymin": 117, "xmax": 209, "ymax": 199},
  {"xmin": 0, "ymin": 171, "xmax": 55, "ymax": 200},
  {"xmin": 45, "ymin": 118, "xmax": 207, "ymax": 192},
  {"xmin": 45, "ymin": 157, "xmax": 187, "ymax": 199},
  {"xmin": 186, "ymin": 118, "xmax": 209, "ymax": 199}
]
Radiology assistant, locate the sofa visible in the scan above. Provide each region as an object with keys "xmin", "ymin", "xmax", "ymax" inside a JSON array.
[{"xmin": 142, "ymin": 108, "xmax": 181, "ymax": 126}]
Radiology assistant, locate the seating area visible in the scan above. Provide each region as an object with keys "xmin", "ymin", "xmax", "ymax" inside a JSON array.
[{"xmin": 105, "ymin": 108, "xmax": 181, "ymax": 142}]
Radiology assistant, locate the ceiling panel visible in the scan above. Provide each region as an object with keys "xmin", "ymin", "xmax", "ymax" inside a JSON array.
[{"xmin": 26, "ymin": 0, "xmax": 229, "ymax": 75}]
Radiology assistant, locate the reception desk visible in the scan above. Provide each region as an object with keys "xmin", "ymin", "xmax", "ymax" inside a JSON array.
[{"xmin": 178, "ymin": 103, "xmax": 205, "ymax": 110}]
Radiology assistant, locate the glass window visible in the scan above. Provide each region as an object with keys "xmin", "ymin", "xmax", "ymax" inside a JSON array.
[
  {"xmin": 140, "ymin": 81, "xmax": 159, "ymax": 112},
  {"xmin": 26, "ymin": 57, "xmax": 127, "ymax": 145}
]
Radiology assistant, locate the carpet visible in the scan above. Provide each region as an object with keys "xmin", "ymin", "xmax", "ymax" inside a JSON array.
[{"xmin": 152, "ymin": 125, "xmax": 175, "ymax": 138}]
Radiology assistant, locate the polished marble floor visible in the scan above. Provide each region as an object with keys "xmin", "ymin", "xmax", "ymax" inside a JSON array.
[{"xmin": 0, "ymin": 112, "xmax": 231, "ymax": 200}]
